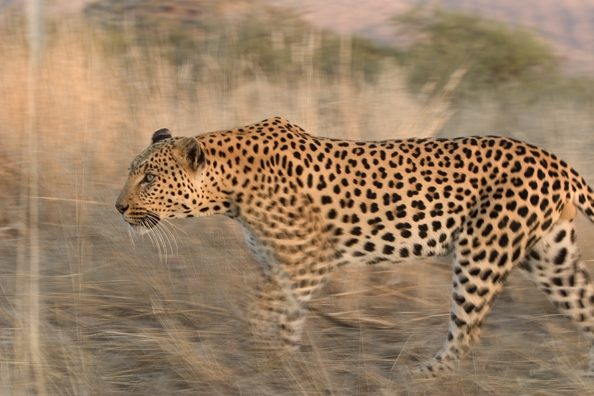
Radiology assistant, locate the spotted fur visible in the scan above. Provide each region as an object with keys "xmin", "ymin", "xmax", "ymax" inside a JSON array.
[{"xmin": 116, "ymin": 117, "xmax": 594, "ymax": 376}]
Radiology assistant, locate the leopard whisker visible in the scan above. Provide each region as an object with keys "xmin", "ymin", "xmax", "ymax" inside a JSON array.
[
  {"xmin": 127, "ymin": 227, "xmax": 136, "ymax": 247},
  {"xmin": 161, "ymin": 218, "xmax": 188, "ymax": 243},
  {"xmin": 152, "ymin": 225, "xmax": 168, "ymax": 262},
  {"xmin": 157, "ymin": 219, "xmax": 180, "ymax": 257},
  {"xmin": 144, "ymin": 222, "xmax": 163, "ymax": 259},
  {"xmin": 153, "ymin": 221, "xmax": 176, "ymax": 262}
]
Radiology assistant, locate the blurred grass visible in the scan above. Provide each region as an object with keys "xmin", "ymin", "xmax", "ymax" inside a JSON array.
[{"xmin": 1, "ymin": 12, "xmax": 594, "ymax": 395}]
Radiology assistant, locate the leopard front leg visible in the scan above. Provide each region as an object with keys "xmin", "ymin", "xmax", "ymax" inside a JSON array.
[
  {"xmin": 244, "ymin": 193, "xmax": 338, "ymax": 352},
  {"xmin": 248, "ymin": 252, "xmax": 337, "ymax": 352},
  {"xmin": 249, "ymin": 273, "xmax": 306, "ymax": 352}
]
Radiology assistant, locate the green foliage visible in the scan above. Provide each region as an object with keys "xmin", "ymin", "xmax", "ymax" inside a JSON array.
[
  {"xmin": 393, "ymin": 7, "xmax": 560, "ymax": 88},
  {"xmin": 84, "ymin": 0, "xmax": 401, "ymax": 84}
]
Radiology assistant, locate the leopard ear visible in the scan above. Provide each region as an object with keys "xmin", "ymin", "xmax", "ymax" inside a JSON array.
[
  {"xmin": 177, "ymin": 137, "xmax": 203, "ymax": 172},
  {"xmin": 152, "ymin": 128, "xmax": 172, "ymax": 144}
]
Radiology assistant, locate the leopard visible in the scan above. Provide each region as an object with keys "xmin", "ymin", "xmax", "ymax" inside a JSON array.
[{"xmin": 116, "ymin": 117, "xmax": 594, "ymax": 377}]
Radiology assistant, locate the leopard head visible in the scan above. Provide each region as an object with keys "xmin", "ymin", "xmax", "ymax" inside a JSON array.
[{"xmin": 115, "ymin": 128, "xmax": 228, "ymax": 233}]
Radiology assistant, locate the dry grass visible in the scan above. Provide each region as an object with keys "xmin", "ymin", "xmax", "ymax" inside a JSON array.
[{"xmin": 2, "ymin": 17, "xmax": 594, "ymax": 395}]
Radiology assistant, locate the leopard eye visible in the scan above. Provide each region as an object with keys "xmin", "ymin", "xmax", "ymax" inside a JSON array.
[{"xmin": 142, "ymin": 173, "xmax": 155, "ymax": 184}]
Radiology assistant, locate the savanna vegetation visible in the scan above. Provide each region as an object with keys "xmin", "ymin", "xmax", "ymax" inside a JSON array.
[{"xmin": 2, "ymin": 1, "xmax": 594, "ymax": 394}]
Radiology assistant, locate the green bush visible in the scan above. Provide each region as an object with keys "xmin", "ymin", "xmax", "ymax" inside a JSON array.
[
  {"xmin": 84, "ymin": 0, "xmax": 401, "ymax": 84},
  {"xmin": 392, "ymin": 7, "xmax": 560, "ymax": 89}
]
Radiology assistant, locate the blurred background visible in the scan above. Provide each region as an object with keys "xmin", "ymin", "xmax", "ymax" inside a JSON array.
[{"xmin": 2, "ymin": 0, "xmax": 594, "ymax": 394}]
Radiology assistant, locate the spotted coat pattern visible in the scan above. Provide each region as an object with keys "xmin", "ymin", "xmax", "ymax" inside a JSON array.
[{"xmin": 116, "ymin": 117, "xmax": 594, "ymax": 376}]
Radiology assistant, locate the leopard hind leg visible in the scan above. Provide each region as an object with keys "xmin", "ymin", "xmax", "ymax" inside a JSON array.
[
  {"xmin": 417, "ymin": 247, "xmax": 514, "ymax": 377},
  {"xmin": 518, "ymin": 208, "xmax": 594, "ymax": 374}
]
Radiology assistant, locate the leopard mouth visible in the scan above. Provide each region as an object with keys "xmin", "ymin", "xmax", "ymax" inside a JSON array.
[{"xmin": 126, "ymin": 212, "xmax": 161, "ymax": 234}]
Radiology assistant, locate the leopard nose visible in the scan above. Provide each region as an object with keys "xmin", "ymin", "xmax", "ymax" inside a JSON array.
[{"xmin": 116, "ymin": 203, "xmax": 129, "ymax": 214}]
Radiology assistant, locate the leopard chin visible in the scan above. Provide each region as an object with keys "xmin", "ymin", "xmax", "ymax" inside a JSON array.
[{"xmin": 127, "ymin": 212, "xmax": 160, "ymax": 234}]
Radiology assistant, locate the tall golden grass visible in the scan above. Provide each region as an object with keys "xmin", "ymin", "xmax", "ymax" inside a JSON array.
[{"xmin": 1, "ymin": 16, "xmax": 594, "ymax": 395}]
